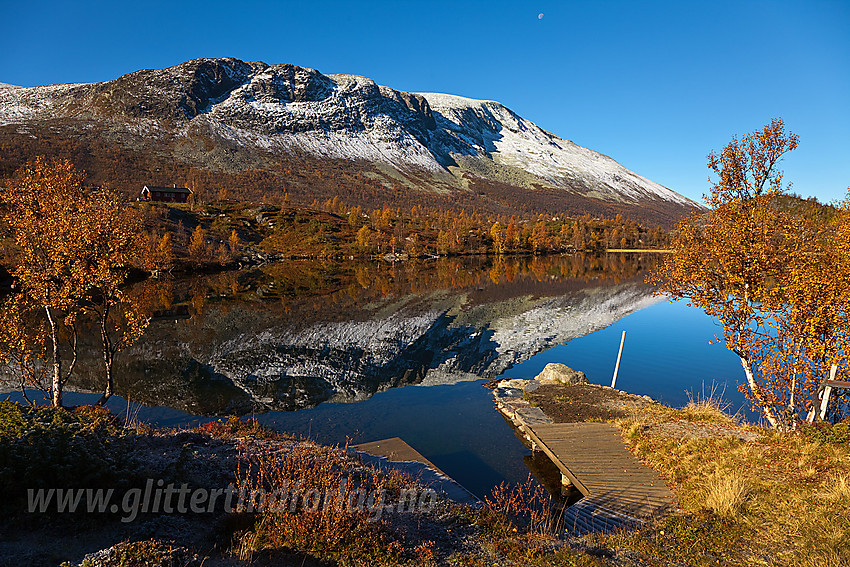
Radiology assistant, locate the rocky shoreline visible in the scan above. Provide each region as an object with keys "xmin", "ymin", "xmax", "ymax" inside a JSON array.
[
  {"xmin": 0, "ymin": 408, "xmax": 484, "ymax": 567},
  {"xmin": 490, "ymin": 362, "xmax": 759, "ymax": 439},
  {"xmin": 490, "ymin": 362, "xmax": 658, "ymax": 425},
  {"xmin": 1, "ymin": 362, "xmax": 783, "ymax": 566}
]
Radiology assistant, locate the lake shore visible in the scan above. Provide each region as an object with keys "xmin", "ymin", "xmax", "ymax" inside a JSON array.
[
  {"xmin": 0, "ymin": 404, "xmax": 489, "ymax": 566},
  {"xmin": 2, "ymin": 375, "xmax": 849, "ymax": 566},
  {"xmin": 604, "ymin": 249, "xmax": 672, "ymax": 253},
  {"xmin": 488, "ymin": 372, "xmax": 850, "ymax": 566}
]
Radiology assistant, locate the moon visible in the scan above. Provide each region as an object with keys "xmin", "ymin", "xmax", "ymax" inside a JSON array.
[{"xmin": 538, "ymin": 13, "xmax": 544, "ymax": 19}]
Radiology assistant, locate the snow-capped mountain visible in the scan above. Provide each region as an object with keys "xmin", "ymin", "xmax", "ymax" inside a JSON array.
[
  {"xmin": 419, "ymin": 92, "xmax": 692, "ymax": 205},
  {"xmin": 0, "ymin": 58, "xmax": 699, "ymax": 223}
]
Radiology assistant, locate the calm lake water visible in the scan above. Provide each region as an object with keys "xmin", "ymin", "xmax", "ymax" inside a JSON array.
[{"xmin": 3, "ymin": 254, "xmax": 750, "ymax": 498}]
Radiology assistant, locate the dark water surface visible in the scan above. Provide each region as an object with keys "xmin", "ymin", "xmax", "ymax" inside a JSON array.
[{"xmin": 3, "ymin": 255, "xmax": 749, "ymax": 498}]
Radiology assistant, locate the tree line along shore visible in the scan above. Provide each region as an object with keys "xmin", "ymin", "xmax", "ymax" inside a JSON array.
[{"xmin": 0, "ymin": 156, "xmax": 672, "ymax": 411}]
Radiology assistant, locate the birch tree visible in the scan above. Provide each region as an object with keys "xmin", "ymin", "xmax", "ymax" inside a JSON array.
[
  {"xmin": 652, "ymin": 119, "xmax": 824, "ymax": 430},
  {"xmin": 0, "ymin": 158, "xmax": 151, "ymax": 406},
  {"xmin": 1, "ymin": 158, "xmax": 87, "ymax": 406},
  {"xmin": 78, "ymin": 189, "xmax": 151, "ymax": 405}
]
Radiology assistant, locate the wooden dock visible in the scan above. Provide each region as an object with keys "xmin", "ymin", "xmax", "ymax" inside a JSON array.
[{"xmin": 497, "ymin": 395, "xmax": 675, "ymax": 534}]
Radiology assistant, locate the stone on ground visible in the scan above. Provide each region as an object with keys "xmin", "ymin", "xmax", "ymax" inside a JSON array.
[{"xmin": 535, "ymin": 363, "xmax": 588, "ymax": 385}]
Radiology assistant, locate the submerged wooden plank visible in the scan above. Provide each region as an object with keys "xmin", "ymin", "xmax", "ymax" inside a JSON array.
[
  {"xmin": 352, "ymin": 437, "xmax": 440, "ymax": 471},
  {"xmin": 351, "ymin": 437, "xmax": 479, "ymax": 505}
]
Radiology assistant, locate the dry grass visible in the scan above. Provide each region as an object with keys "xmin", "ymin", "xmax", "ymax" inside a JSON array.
[
  {"xmin": 681, "ymin": 382, "xmax": 740, "ymax": 425},
  {"xmin": 819, "ymin": 474, "xmax": 850, "ymax": 502},
  {"xmin": 605, "ymin": 402, "xmax": 850, "ymax": 566},
  {"xmin": 701, "ymin": 471, "xmax": 750, "ymax": 518}
]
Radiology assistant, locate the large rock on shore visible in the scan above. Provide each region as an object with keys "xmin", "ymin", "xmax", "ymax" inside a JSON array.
[{"xmin": 535, "ymin": 363, "xmax": 588, "ymax": 385}]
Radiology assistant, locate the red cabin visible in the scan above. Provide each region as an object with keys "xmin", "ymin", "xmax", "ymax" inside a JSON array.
[{"xmin": 140, "ymin": 185, "xmax": 193, "ymax": 203}]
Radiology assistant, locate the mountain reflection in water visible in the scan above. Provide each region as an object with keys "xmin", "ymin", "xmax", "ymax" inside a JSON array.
[
  {"xmin": 54, "ymin": 253, "xmax": 663, "ymax": 415},
  {"xmin": 3, "ymin": 253, "xmax": 751, "ymax": 497}
]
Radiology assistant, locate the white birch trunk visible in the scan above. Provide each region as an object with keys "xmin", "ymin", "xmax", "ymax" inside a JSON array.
[
  {"xmin": 739, "ymin": 355, "xmax": 783, "ymax": 430},
  {"xmin": 44, "ymin": 306, "xmax": 62, "ymax": 407}
]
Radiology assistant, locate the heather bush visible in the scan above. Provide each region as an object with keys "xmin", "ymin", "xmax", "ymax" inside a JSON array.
[{"xmin": 0, "ymin": 401, "xmax": 137, "ymax": 514}]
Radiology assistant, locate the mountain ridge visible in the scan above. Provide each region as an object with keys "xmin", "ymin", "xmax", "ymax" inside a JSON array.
[{"xmin": 0, "ymin": 57, "xmax": 701, "ymax": 226}]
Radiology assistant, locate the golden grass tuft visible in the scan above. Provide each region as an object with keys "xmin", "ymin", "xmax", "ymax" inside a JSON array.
[
  {"xmin": 797, "ymin": 521, "xmax": 850, "ymax": 567},
  {"xmin": 682, "ymin": 382, "xmax": 739, "ymax": 425},
  {"xmin": 701, "ymin": 471, "xmax": 751, "ymax": 518},
  {"xmin": 820, "ymin": 475, "xmax": 850, "ymax": 502}
]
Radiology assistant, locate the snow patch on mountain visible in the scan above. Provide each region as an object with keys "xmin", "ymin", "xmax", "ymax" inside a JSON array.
[
  {"xmin": 0, "ymin": 83, "xmax": 80, "ymax": 125},
  {"xmin": 421, "ymin": 93, "xmax": 693, "ymax": 205},
  {"xmin": 200, "ymin": 70, "xmax": 446, "ymax": 173}
]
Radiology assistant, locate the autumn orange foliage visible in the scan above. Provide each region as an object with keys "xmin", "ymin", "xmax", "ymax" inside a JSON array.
[
  {"xmin": 0, "ymin": 157, "xmax": 153, "ymax": 406},
  {"xmin": 654, "ymin": 119, "xmax": 850, "ymax": 430}
]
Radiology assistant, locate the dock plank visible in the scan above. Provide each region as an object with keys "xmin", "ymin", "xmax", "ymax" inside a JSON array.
[{"xmin": 495, "ymin": 390, "xmax": 676, "ymax": 533}]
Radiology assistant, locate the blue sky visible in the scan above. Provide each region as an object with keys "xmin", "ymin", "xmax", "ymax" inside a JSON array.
[{"xmin": 1, "ymin": 0, "xmax": 847, "ymax": 203}]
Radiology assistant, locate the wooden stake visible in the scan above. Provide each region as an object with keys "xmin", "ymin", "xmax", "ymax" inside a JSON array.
[
  {"xmin": 818, "ymin": 364, "xmax": 838, "ymax": 421},
  {"xmin": 611, "ymin": 330, "xmax": 626, "ymax": 389},
  {"xmin": 809, "ymin": 364, "xmax": 838, "ymax": 423}
]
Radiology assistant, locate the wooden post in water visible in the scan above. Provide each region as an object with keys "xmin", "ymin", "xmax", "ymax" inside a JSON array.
[{"xmin": 611, "ymin": 330, "xmax": 626, "ymax": 389}]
